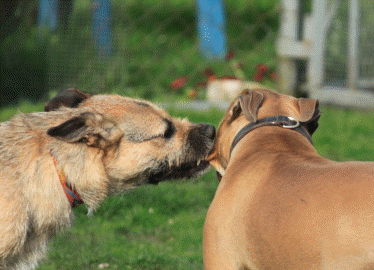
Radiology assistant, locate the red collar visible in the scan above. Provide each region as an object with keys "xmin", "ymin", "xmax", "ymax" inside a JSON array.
[{"xmin": 51, "ymin": 150, "xmax": 84, "ymax": 208}]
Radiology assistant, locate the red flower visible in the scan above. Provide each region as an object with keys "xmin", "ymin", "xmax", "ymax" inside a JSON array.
[
  {"xmin": 225, "ymin": 51, "xmax": 235, "ymax": 61},
  {"xmin": 195, "ymin": 81, "xmax": 207, "ymax": 89},
  {"xmin": 253, "ymin": 64, "xmax": 269, "ymax": 82},
  {"xmin": 254, "ymin": 72, "xmax": 265, "ymax": 82},
  {"xmin": 170, "ymin": 76, "xmax": 189, "ymax": 90},
  {"xmin": 256, "ymin": 64, "xmax": 269, "ymax": 74},
  {"xmin": 203, "ymin": 68, "xmax": 217, "ymax": 81},
  {"xmin": 203, "ymin": 68, "xmax": 215, "ymax": 77}
]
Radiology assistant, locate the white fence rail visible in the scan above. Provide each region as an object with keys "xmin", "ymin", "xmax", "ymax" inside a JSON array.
[{"xmin": 277, "ymin": 0, "xmax": 374, "ymax": 108}]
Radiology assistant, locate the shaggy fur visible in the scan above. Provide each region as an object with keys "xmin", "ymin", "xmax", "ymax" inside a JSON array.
[{"xmin": 0, "ymin": 90, "xmax": 215, "ymax": 269}]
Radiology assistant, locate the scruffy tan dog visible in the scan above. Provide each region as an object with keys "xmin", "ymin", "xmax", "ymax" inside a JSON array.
[
  {"xmin": 205, "ymin": 88, "xmax": 374, "ymax": 270},
  {"xmin": 0, "ymin": 89, "xmax": 215, "ymax": 270}
]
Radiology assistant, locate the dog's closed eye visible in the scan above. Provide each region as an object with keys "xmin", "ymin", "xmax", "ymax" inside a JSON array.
[
  {"xmin": 131, "ymin": 119, "xmax": 175, "ymax": 142},
  {"xmin": 163, "ymin": 119, "xmax": 175, "ymax": 139}
]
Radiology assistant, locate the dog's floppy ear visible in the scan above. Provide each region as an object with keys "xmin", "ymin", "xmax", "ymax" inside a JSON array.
[
  {"xmin": 230, "ymin": 89, "xmax": 264, "ymax": 123},
  {"xmin": 47, "ymin": 112, "xmax": 123, "ymax": 148},
  {"xmin": 44, "ymin": 88, "xmax": 92, "ymax": 112},
  {"xmin": 298, "ymin": 98, "xmax": 321, "ymax": 135}
]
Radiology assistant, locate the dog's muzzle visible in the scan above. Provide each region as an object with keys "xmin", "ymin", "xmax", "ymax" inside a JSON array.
[
  {"xmin": 202, "ymin": 124, "xmax": 216, "ymax": 141},
  {"xmin": 148, "ymin": 123, "xmax": 215, "ymax": 185}
]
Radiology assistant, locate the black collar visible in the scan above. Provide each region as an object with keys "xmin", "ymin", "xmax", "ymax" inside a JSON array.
[{"xmin": 230, "ymin": 115, "xmax": 313, "ymax": 156}]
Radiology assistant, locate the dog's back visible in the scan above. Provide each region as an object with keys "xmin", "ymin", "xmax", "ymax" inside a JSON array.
[
  {"xmin": 0, "ymin": 112, "xmax": 74, "ymax": 269},
  {"xmin": 205, "ymin": 88, "xmax": 374, "ymax": 270},
  {"xmin": 206, "ymin": 149, "xmax": 374, "ymax": 269}
]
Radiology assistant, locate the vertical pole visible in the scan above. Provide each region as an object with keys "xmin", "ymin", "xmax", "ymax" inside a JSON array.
[
  {"xmin": 307, "ymin": 0, "xmax": 327, "ymax": 94},
  {"xmin": 38, "ymin": 0, "xmax": 58, "ymax": 32},
  {"xmin": 348, "ymin": 0, "xmax": 359, "ymax": 90},
  {"xmin": 297, "ymin": 0, "xmax": 304, "ymax": 41},
  {"xmin": 58, "ymin": 0, "xmax": 74, "ymax": 31},
  {"xmin": 277, "ymin": 0, "xmax": 299, "ymax": 95},
  {"xmin": 92, "ymin": 0, "xmax": 112, "ymax": 57},
  {"xmin": 196, "ymin": 0, "xmax": 227, "ymax": 60}
]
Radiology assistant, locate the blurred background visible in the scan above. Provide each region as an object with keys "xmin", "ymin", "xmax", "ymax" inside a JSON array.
[
  {"xmin": 1, "ymin": 0, "xmax": 280, "ymax": 107},
  {"xmin": 1, "ymin": 0, "xmax": 374, "ymax": 269},
  {"xmin": 2, "ymin": 0, "xmax": 374, "ymax": 109}
]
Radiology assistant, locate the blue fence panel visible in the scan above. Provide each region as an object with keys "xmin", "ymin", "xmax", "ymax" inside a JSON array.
[
  {"xmin": 38, "ymin": 0, "xmax": 58, "ymax": 32},
  {"xmin": 92, "ymin": 0, "xmax": 113, "ymax": 57},
  {"xmin": 196, "ymin": 0, "xmax": 227, "ymax": 60}
]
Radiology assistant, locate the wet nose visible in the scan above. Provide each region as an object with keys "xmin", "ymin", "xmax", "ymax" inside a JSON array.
[{"xmin": 201, "ymin": 123, "xmax": 216, "ymax": 140}]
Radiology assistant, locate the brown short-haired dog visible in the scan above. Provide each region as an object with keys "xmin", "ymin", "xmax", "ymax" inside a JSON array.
[
  {"xmin": 0, "ymin": 89, "xmax": 215, "ymax": 269},
  {"xmin": 205, "ymin": 88, "xmax": 374, "ymax": 270}
]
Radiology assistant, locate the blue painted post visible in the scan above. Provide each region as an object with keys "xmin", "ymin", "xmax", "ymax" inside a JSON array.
[
  {"xmin": 92, "ymin": 0, "xmax": 112, "ymax": 57},
  {"xmin": 196, "ymin": 0, "xmax": 227, "ymax": 60},
  {"xmin": 38, "ymin": 0, "xmax": 58, "ymax": 32}
]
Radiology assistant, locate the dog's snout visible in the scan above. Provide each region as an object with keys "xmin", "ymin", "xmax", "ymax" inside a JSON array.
[{"xmin": 201, "ymin": 123, "xmax": 216, "ymax": 140}]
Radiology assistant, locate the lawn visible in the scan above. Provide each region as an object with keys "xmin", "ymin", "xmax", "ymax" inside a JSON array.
[{"xmin": 1, "ymin": 102, "xmax": 374, "ymax": 269}]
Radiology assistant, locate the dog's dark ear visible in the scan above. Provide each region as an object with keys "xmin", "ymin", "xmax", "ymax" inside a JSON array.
[
  {"xmin": 298, "ymin": 98, "xmax": 321, "ymax": 135},
  {"xmin": 47, "ymin": 112, "xmax": 123, "ymax": 148},
  {"xmin": 231, "ymin": 89, "xmax": 264, "ymax": 123},
  {"xmin": 44, "ymin": 88, "xmax": 92, "ymax": 112}
]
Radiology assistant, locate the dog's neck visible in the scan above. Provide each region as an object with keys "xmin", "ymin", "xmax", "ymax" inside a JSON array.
[
  {"xmin": 230, "ymin": 115, "xmax": 313, "ymax": 156},
  {"xmin": 230, "ymin": 125, "xmax": 318, "ymax": 160},
  {"xmin": 50, "ymin": 150, "xmax": 84, "ymax": 208}
]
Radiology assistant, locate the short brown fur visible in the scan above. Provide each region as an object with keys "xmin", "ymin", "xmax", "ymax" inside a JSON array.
[{"xmin": 205, "ymin": 88, "xmax": 374, "ymax": 270}]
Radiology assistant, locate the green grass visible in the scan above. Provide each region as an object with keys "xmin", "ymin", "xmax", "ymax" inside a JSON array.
[
  {"xmin": 37, "ymin": 176, "xmax": 219, "ymax": 270},
  {"xmin": 314, "ymin": 107, "xmax": 374, "ymax": 162},
  {"xmin": 0, "ymin": 101, "xmax": 45, "ymax": 121},
  {"xmin": 1, "ymin": 103, "xmax": 374, "ymax": 269}
]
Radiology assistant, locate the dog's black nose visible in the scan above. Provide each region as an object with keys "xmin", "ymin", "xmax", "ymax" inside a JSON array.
[{"xmin": 201, "ymin": 123, "xmax": 216, "ymax": 140}]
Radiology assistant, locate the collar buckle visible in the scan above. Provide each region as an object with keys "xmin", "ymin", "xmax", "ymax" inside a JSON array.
[{"xmin": 282, "ymin": 116, "xmax": 300, "ymax": 129}]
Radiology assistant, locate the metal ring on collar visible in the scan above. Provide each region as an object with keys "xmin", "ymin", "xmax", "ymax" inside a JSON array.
[{"xmin": 282, "ymin": 116, "xmax": 300, "ymax": 129}]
